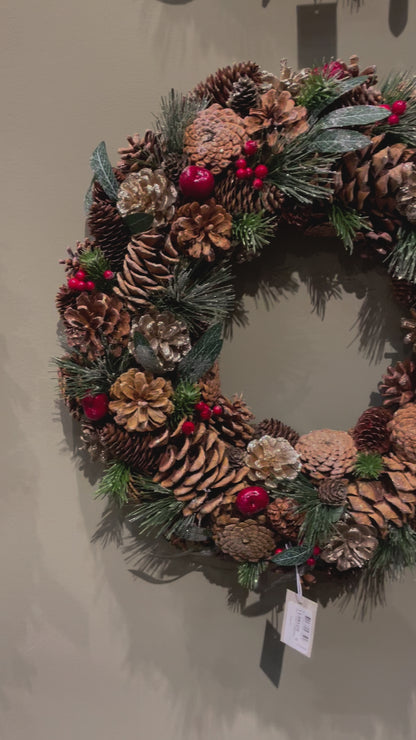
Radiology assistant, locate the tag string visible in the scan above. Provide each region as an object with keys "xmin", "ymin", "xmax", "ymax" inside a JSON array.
[{"xmin": 295, "ymin": 564, "xmax": 303, "ymax": 603}]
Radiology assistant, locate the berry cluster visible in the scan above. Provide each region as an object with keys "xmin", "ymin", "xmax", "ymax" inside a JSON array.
[
  {"xmin": 380, "ymin": 99, "xmax": 407, "ymax": 126},
  {"xmin": 67, "ymin": 269, "xmax": 114, "ymax": 292},
  {"xmin": 235, "ymin": 140, "xmax": 268, "ymax": 191},
  {"xmin": 181, "ymin": 401, "xmax": 223, "ymax": 436}
]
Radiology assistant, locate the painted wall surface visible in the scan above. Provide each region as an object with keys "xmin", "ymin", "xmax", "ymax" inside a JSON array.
[{"xmin": 2, "ymin": 1, "xmax": 416, "ymax": 739}]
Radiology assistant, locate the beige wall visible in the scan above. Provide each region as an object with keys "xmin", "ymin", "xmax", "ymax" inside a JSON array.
[{"xmin": 2, "ymin": 1, "xmax": 416, "ymax": 738}]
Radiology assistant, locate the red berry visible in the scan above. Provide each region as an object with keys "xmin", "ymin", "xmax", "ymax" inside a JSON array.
[
  {"xmin": 379, "ymin": 103, "xmax": 391, "ymax": 110},
  {"xmin": 306, "ymin": 557, "xmax": 316, "ymax": 567},
  {"xmin": 182, "ymin": 420, "xmax": 195, "ymax": 436},
  {"xmin": 392, "ymin": 100, "xmax": 407, "ymax": 116},
  {"xmin": 85, "ymin": 280, "xmax": 95, "ymax": 291},
  {"xmin": 244, "ymin": 140, "xmax": 258, "ymax": 156},
  {"xmin": 236, "ymin": 168, "xmax": 247, "ymax": 180},
  {"xmin": 81, "ymin": 393, "xmax": 109, "ymax": 421},
  {"xmin": 254, "ymin": 164, "xmax": 268, "ymax": 179},
  {"xmin": 77, "ymin": 281, "xmax": 87, "ymax": 291},
  {"xmin": 194, "ymin": 401, "xmax": 206, "ymax": 413},
  {"xmin": 313, "ymin": 545, "xmax": 321, "ymax": 556},
  {"xmin": 103, "ymin": 269, "xmax": 114, "ymax": 280},
  {"xmin": 236, "ymin": 157, "xmax": 247, "ymax": 169},
  {"xmin": 235, "ymin": 486, "xmax": 270, "ymax": 516},
  {"xmin": 252, "ymin": 178, "xmax": 263, "ymax": 190},
  {"xmin": 179, "ymin": 165, "xmax": 215, "ymax": 201},
  {"xmin": 274, "ymin": 547, "xmax": 284, "ymax": 555},
  {"xmin": 388, "ymin": 113, "xmax": 400, "ymax": 125},
  {"xmin": 212, "ymin": 404, "xmax": 222, "ymax": 416},
  {"xmin": 199, "ymin": 406, "xmax": 212, "ymax": 421},
  {"xmin": 68, "ymin": 277, "xmax": 80, "ymax": 290},
  {"xmin": 75, "ymin": 270, "xmax": 86, "ymax": 280},
  {"xmin": 245, "ymin": 167, "xmax": 254, "ymax": 179}
]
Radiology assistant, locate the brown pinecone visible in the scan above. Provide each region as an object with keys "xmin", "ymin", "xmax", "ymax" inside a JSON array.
[
  {"xmin": 389, "ymin": 404, "xmax": 416, "ymax": 463},
  {"xmin": 63, "ymin": 292, "xmax": 130, "ymax": 361},
  {"xmin": 117, "ymin": 130, "xmax": 163, "ymax": 175},
  {"xmin": 80, "ymin": 420, "xmax": 107, "ymax": 463},
  {"xmin": 114, "ymin": 231, "xmax": 179, "ymax": 311},
  {"xmin": 347, "ymin": 478, "xmax": 416, "ymax": 533},
  {"xmin": 216, "ymin": 519, "xmax": 275, "ymax": 562},
  {"xmin": 383, "ymin": 453, "xmax": 416, "ymax": 495},
  {"xmin": 226, "ymin": 445, "xmax": 246, "ymax": 470},
  {"xmin": 321, "ymin": 516, "xmax": 378, "ymax": 571},
  {"xmin": 199, "ymin": 361, "xmax": 221, "ymax": 405},
  {"xmin": 267, "ymin": 497, "xmax": 304, "ymax": 541},
  {"xmin": 351, "ymin": 407, "xmax": 393, "ymax": 454},
  {"xmin": 396, "ymin": 163, "xmax": 416, "ymax": 224},
  {"xmin": 88, "ymin": 185, "xmax": 131, "ymax": 272},
  {"xmin": 109, "ymin": 369, "xmax": 174, "ymax": 433},
  {"xmin": 227, "ymin": 76, "xmax": 260, "ymax": 117},
  {"xmin": 133, "ymin": 310, "xmax": 191, "ymax": 371},
  {"xmin": 184, "ymin": 105, "xmax": 246, "ymax": 175},
  {"xmin": 401, "ymin": 308, "xmax": 416, "ymax": 353},
  {"xmin": 379, "ymin": 360, "xmax": 416, "ymax": 409},
  {"xmin": 170, "ymin": 199, "xmax": 232, "ymax": 262},
  {"xmin": 318, "ymin": 478, "xmax": 348, "ymax": 506},
  {"xmin": 193, "ymin": 61, "xmax": 264, "ymax": 107},
  {"xmin": 391, "ymin": 276, "xmax": 416, "ymax": 309},
  {"xmin": 254, "ymin": 418, "xmax": 299, "ymax": 446},
  {"xmin": 57, "ymin": 360, "xmax": 83, "ymax": 421},
  {"xmin": 244, "ymin": 89, "xmax": 308, "ymax": 148},
  {"xmin": 332, "ymin": 55, "xmax": 381, "ymax": 107},
  {"xmin": 56, "ymin": 285, "xmax": 77, "ymax": 317},
  {"xmin": 296, "ymin": 429, "xmax": 357, "ymax": 479},
  {"xmin": 162, "ymin": 152, "xmax": 189, "ymax": 185},
  {"xmin": 211, "ymin": 393, "xmax": 255, "ymax": 448},
  {"xmin": 99, "ymin": 422, "xmax": 162, "ymax": 472},
  {"xmin": 116, "ymin": 169, "xmax": 177, "ymax": 227},
  {"xmin": 60, "ymin": 238, "xmax": 95, "ymax": 274},
  {"xmin": 214, "ymin": 170, "xmax": 284, "ymax": 215}
]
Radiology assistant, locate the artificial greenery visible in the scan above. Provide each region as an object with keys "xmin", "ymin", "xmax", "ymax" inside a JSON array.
[
  {"xmin": 78, "ymin": 247, "xmax": 113, "ymax": 286},
  {"xmin": 354, "ymin": 452, "xmax": 384, "ymax": 480},
  {"xmin": 329, "ymin": 202, "xmax": 370, "ymax": 253},
  {"xmin": 276, "ymin": 474, "xmax": 344, "ymax": 547},
  {"xmin": 177, "ymin": 323, "xmax": 223, "ymax": 383},
  {"xmin": 237, "ymin": 560, "xmax": 268, "ymax": 590},
  {"xmin": 267, "ymin": 130, "xmax": 335, "ymax": 204},
  {"xmin": 130, "ymin": 331, "xmax": 163, "ymax": 374},
  {"xmin": 232, "ymin": 211, "xmax": 277, "ymax": 256},
  {"xmin": 154, "ymin": 89, "xmax": 208, "ymax": 154},
  {"xmin": 96, "ymin": 461, "xmax": 130, "ymax": 507},
  {"xmin": 171, "ymin": 380, "xmax": 201, "ymax": 427},
  {"xmin": 128, "ymin": 476, "xmax": 187, "ymax": 538},
  {"xmin": 297, "ymin": 72, "xmax": 339, "ymax": 113},
  {"xmin": 271, "ymin": 544, "xmax": 313, "ymax": 567},
  {"xmin": 89, "ymin": 141, "xmax": 119, "ymax": 202},
  {"xmin": 367, "ymin": 524, "xmax": 416, "ymax": 576},
  {"xmin": 387, "ymin": 225, "xmax": 416, "ymax": 283},
  {"xmin": 55, "ymin": 344, "xmax": 132, "ymax": 399},
  {"xmin": 379, "ymin": 71, "xmax": 416, "ymax": 146}
]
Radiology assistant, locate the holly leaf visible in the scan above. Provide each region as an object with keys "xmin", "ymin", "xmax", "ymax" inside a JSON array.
[
  {"xmin": 177, "ymin": 324, "xmax": 223, "ymax": 383},
  {"xmin": 123, "ymin": 211, "xmax": 153, "ymax": 235},
  {"xmin": 270, "ymin": 544, "xmax": 313, "ymax": 567},
  {"xmin": 131, "ymin": 332, "xmax": 164, "ymax": 374},
  {"xmin": 89, "ymin": 141, "xmax": 119, "ymax": 202},
  {"xmin": 84, "ymin": 176, "xmax": 95, "ymax": 215},
  {"xmin": 314, "ymin": 129, "xmax": 371, "ymax": 153},
  {"xmin": 319, "ymin": 105, "xmax": 390, "ymax": 128}
]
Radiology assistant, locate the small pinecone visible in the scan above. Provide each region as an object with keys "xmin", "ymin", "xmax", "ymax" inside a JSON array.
[
  {"xmin": 244, "ymin": 89, "xmax": 308, "ymax": 148},
  {"xmin": 391, "ymin": 276, "xmax": 416, "ymax": 309},
  {"xmin": 170, "ymin": 199, "xmax": 232, "ymax": 262},
  {"xmin": 184, "ymin": 105, "xmax": 246, "ymax": 175},
  {"xmin": 351, "ymin": 407, "xmax": 393, "ymax": 454},
  {"xmin": 80, "ymin": 420, "xmax": 107, "ymax": 463},
  {"xmin": 88, "ymin": 197, "xmax": 131, "ymax": 271},
  {"xmin": 318, "ymin": 478, "xmax": 348, "ymax": 506},
  {"xmin": 199, "ymin": 361, "xmax": 221, "ymax": 405},
  {"xmin": 227, "ymin": 445, "xmax": 246, "ymax": 470},
  {"xmin": 389, "ymin": 404, "xmax": 416, "ymax": 463},
  {"xmin": 379, "ymin": 360, "xmax": 416, "ymax": 408},
  {"xmin": 114, "ymin": 231, "xmax": 179, "ymax": 311},
  {"xmin": 254, "ymin": 418, "xmax": 299, "ymax": 447},
  {"xmin": 100, "ymin": 422, "xmax": 162, "ymax": 472},
  {"xmin": 396, "ymin": 163, "xmax": 416, "ymax": 224},
  {"xmin": 214, "ymin": 171, "xmax": 284, "ymax": 215},
  {"xmin": 227, "ymin": 76, "xmax": 260, "ymax": 117},
  {"xmin": 63, "ymin": 292, "xmax": 130, "ymax": 360},
  {"xmin": 267, "ymin": 497, "xmax": 304, "ymax": 541},
  {"xmin": 212, "ymin": 394, "xmax": 255, "ymax": 448},
  {"xmin": 60, "ymin": 238, "xmax": 95, "ymax": 274},
  {"xmin": 347, "ymin": 478, "xmax": 416, "ymax": 533},
  {"xmin": 401, "ymin": 308, "xmax": 416, "ymax": 353},
  {"xmin": 109, "ymin": 369, "xmax": 174, "ymax": 433},
  {"xmin": 116, "ymin": 169, "xmax": 177, "ymax": 227},
  {"xmin": 215, "ymin": 519, "xmax": 275, "ymax": 562},
  {"xmin": 117, "ymin": 130, "xmax": 163, "ymax": 175},
  {"xmin": 162, "ymin": 152, "xmax": 189, "ymax": 185},
  {"xmin": 193, "ymin": 61, "xmax": 264, "ymax": 107},
  {"xmin": 296, "ymin": 429, "xmax": 357, "ymax": 479},
  {"xmin": 56, "ymin": 285, "xmax": 77, "ymax": 317}
]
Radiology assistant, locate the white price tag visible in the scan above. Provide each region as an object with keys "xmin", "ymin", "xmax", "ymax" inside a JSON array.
[{"xmin": 281, "ymin": 589, "xmax": 317, "ymax": 658}]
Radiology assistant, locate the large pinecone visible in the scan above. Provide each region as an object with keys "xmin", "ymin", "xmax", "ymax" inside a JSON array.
[
  {"xmin": 320, "ymin": 516, "xmax": 378, "ymax": 571},
  {"xmin": 389, "ymin": 404, "xmax": 416, "ymax": 463},
  {"xmin": 133, "ymin": 310, "xmax": 191, "ymax": 371},
  {"xmin": 215, "ymin": 519, "xmax": 275, "ymax": 562},
  {"xmin": 267, "ymin": 497, "xmax": 304, "ymax": 541},
  {"xmin": 109, "ymin": 370, "xmax": 174, "ymax": 433},
  {"xmin": 88, "ymin": 185, "xmax": 131, "ymax": 272},
  {"xmin": 347, "ymin": 478, "xmax": 416, "ymax": 533},
  {"xmin": 227, "ymin": 76, "xmax": 260, "ymax": 117},
  {"xmin": 63, "ymin": 292, "xmax": 130, "ymax": 360},
  {"xmin": 170, "ymin": 199, "xmax": 232, "ymax": 262},
  {"xmin": 351, "ymin": 407, "xmax": 393, "ymax": 454},
  {"xmin": 379, "ymin": 360, "xmax": 416, "ymax": 409},
  {"xmin": 214, "ymin": 170, "xmax": 284, "ymax": 215},
  {"xmin": 114, "ymin": 231, "xmax": 179, "ymax": 311},
  {"xmin": 244, "ymin": 89, "xmax": 308, "ymax": 148},
  {"xmin": 245, "ymin": 435, "xmax": 301, "ymax": 485},
  {"xmin": 211, "ymin": 394, "xmax": 255, "ymax": 448},
  {"xmin": 296, "ymin": 429, "xmax": 357, "ymax": 479},
  {"xmin": 383, "ymin": 453, "xmax": 416, "ymax": 496},
  {"xmin": 184, "ymin": 105, "xmax": 246, "ymax": 175},
  {"xmin": 193, "ymin": 61, "xmax": 264, "ymax": 107},
  {"xmin": 253, "ymin": 418, "xmax": 299, "ymax": 446},
  {"xmin": 401, "ymin": 308, "xmax": 416, "ymax": 353},
  {"xmin": 116, "ymin": 169, "xmax": 177, "ymax": 227},
  {"xmin": 396, "ymin": 163, "xmax": 416, "ymax": 224},
  {"xmin": 99, "ymin": 422, "xmax": 163, "ymax": 472},
  {"xmin": 199, "ymin": 361, "xmax": 221, "ymax": 405},
  {"xmin": 117, "ymin": 130, "xmax": 163, "ymax": 175}
]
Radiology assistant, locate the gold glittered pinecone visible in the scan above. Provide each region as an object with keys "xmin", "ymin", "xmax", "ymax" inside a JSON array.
[
  {"xmin": 117, "ymin": 130, "xmax": 163, "ymax": 175},
  {"xmin": 199, "ymin": 361, "xmax": 221, "ymax": 405},
  {"xmin": 389, "ymin": 403, "xmax": 416, "ymax": 463},
  {"xmin": 214, "ymin": 170, "xmax": 284, "ymax": 215},
  {"xmin": 379, "ymin": 360, "xmax": 416, "ymax": 409},
  {"xmin": 318, "ymin": 478, "xmax": 348, "ymax": 506},
  {"xmin": 63, "ymin": 292, "xmax": 130, "ymax": 361},
  {"xmin": 184, "ymin": 105, "xmax": 246, "ymax": 175},
  {"xmin": 351, "ymin": 407, "xmax": 393, "ymax": 454},
  {"xmin": 320, "ymin": 516, "xmax": 378, "ymax": 571},
  {"xmin": 80, "ymin": 420, "xmax": 107, "ymax": 463},
  {"xmin": 216, "ymin": 519, "xmax": 275, "ymax": 562},
  {"xmin": 244, "ymin": 89, "xmax": 308, "ymax": 148},
  {"xmin": 401, "ymin": 308, "xmax": 416, "ymax": 353},
  {"xmin": 396, "ymin": 163, "xmax": 416, "ymax": 224},
  {"xmin": 193, "ymin": 61, "xmax": 264, "ymax": 107},
  {"xmin": 153, "ymin": 422, "xmax": 248, "ymax": 517},
  {"xmin": 88, "ymin": 185, "xmax": 131, "ymax": 272},
  {"xmin": 275, "ymin": 59, "xmax": 311, "ymax": 97},
  {"xmin": 254, "ymin": 418, "xmax": 299, "ymax": 447},
  {"xmin": 117, "ymin": 169, "xmax": 177, "ymax": 227},
  {"xmin": 296, "ymin": 429, "xmax": 357, "ymax": 479},
  {"xmin": 114, "ymin": 231, "xmax": 179, "ymax": 311},
  {"xmin": 267, "ymin": 497, "xmax": 304, "ymax": 541},
  {"xmin": 170, "ymin": 199, "xmax": 232, "ymax": 262},
  {"xmin": 99, "ymin": 422, "xmax": 163, "ymax": 472},
  {"xmin": 347, "ymin": 478, "xmax": 416, "ymax": 533},
  {"xmin": 212, "ymin": 394, "xmax": 255, "ymax": 448},
  {"xmin": 109, "ymin": 369, "xmax": 173, "ymax": 433},
  {"xmin": 246, "ymin": 435, "xmax": 301, "ymax": 485},
  {"xmin": 227, "ymin": 76, "xmax": 260, "ymax": 117},
  {"xmin": 133, "ymin": 310, "xmax": 191, "ymax": 371},
  {"xmin": 162, "ymin": 152, "xmax": 189, "ymax": 185}
]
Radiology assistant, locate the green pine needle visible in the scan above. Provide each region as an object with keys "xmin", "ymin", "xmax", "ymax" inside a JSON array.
[
  {"xmin": 354, "ymin": 452, "xmax": 384, "ymax": 480},
  {"xmin": 95, "ymin": 461, "xmax": 130, "ymax": 507},
  {"xmin": 54, "ymin": 345, "xmax": 132, "ymax": 399},
  {"xmin": 128, "ymin": 476, "xmax": 186, "ymax": 538},
  {"xmin": 154, "ymin": 89, "xmax": 208, "ymax": 154},
  {"xmin": 296, "ymin": 73, "xmax": 338, "ymax": 113},
  {"xmin": 237, "ymin": 560, "xmax": 268, "ymax": 590},
  {"xmin": 232, "ymin": 211, "xmax": 277, "ymax": 256},
  {"xmin": 329, "ymin": 202, "xmax": 370, "ymax": 253},
  {"xmin": 78, "ymin": 248, "xmax": 113, "ymax": 286},
  {"xmin": 379, "ymin": 71, "xmax": 416, "ymax": 146},
  {"xmin": 388, "ymin": 225, "xmax": 416, "ymax": 283},
  {"xmin": 276, "ymin": 474, "xmax": 344, "ymax": 546},
  {"xmin": 171, "ymin": 380, "xmax": 201, "ymax": 427},
  {"xmin": 267, "ymin": 130, "xmax": 335, "ymax": 204},
  {"xmin": 368, "ymin": 524, "xmax": 416, "ymax": 576}
]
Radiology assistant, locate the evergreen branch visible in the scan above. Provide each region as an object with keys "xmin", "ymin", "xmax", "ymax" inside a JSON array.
[
  {"xmin": 379, "ymin": 72, "xmax": 416, "ymax": 146},
  {"xmin": 171, "ymin": 380, "xmax": 201, "ymax": 427},
  {"xmin": 54, "ymin": 345, "xmax": 132, "ymax": 399},
  {"xmin": 276, "ymin": 474, "xmax": 344, "ymax": 546},
  {"xmin": 237, "ymin": 560, "xmax": 268, "ymax": 590},
  {"xmin": 354, "ymin": 452, "xmax": 384, "ymax": 480},
  {"xmin": 267, "ymin": 131, "xmax": 335, "ymax": 204},
  {"xmin": 381, "ymin": 70, "xmax": 416, "ymax": 106},
  {"xmin": 232, "ymin": 211, "xmax": 277, "ymax": 256},
  {"xmin": 329, "ymin": 202, "xmax": 370, "ymax": 253},
  {"xmin": 296, "ymin": 73, "xmax": 338, "ymax": 113},
  {"xmin": 388, "ymin": 225, "xmax": 416, "ymax": 283},
  {"xmin": 154, "ymin": 89, "xmax": 208, "ymax": 154},
  {"xmin": 78, "ymin": 247, "xmax": 113, "ymax": 286},
  {"xmin": 95, "ymin": 461, "xmax": 130, "ymax": 507},
  {"xmin": 367, "ymin": 524, "xmax": 416, "ymax": 576}
]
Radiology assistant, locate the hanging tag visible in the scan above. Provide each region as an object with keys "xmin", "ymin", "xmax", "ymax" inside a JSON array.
[{"xmin": 281, "ymin": 589, "xmax": 317, "ymax": 658}]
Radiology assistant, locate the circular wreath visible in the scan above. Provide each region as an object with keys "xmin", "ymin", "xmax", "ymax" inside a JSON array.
[{"xmin": 56, "ymin": 57, "xmax": 416, "ymax": 594}]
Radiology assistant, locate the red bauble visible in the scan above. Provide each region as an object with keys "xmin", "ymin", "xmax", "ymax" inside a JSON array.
[
  {"xmin": 179, "ymin": 165, "xmax": 215, "ymax": 201},
  {"xmin": 103, "ymin": 269, "xmax": 114, "ymax": 280},
  {"xmin": 75, "ymin": 269, "xmax": 86, "ymax": 280},
  {"xmin": 212, "ymin": 404, "xmax": 223, "ymax": 416},
  {"xmin": 68, "ymin": 277, "xmax": 80, "ymax": 290},
  {"xmin": 236, "ymin": 168, "xmax": 247, "ymax": 180},
  {"xmin": 244, "ymin": 140, "xmax": 258, "ymax": 156},
  {"xmin": 252, "ymin": 178, "xmax": 263, "ymax": 190},
  {"xmin": 388, "ymin": 113, "xmax": 400, "ymax": 125},
  {"xmin": 82, "ymin": 393, "xmax": 109, "ymax": 421},
  {"xmin": 235, "ymin": 486, "xmax": 270, "ymax": 516},
  {"xmin": 182, "ymin": 420, "xmax": 195, "ymax": 436},
  {"xmin": 236, "ymin": 157, "xmax": 247, "ymax": 169},
  {"xmin": 306, "ymin": 557, "xmax": 316, "ymax": 566},
  {"xmin": 85, "ymin": 280, "xmax": 95, "ymax": 291},
  {"xmin": 392, "ymin": 99, "xmax": 407, "ymax": 115},
  {"xmin": 254, "ymin": 164, "xmax": 268, "ymax": 179}
]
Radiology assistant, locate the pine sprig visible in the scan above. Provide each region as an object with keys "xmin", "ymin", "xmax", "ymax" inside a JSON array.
[
  {"xmin": 379, "ymin": 72, "xmax": 416, "ymax": 146},
  {"xmin": 154, "ymin": 89, "xmax": 208, "ymax": 154},
  {"xmin": 267, "ymin": 131, "xmax": 335, "ymax": 204},
  {"xmin": 54, "ymin": 345, "xmax": 132, "ymax": 399},
  {"xmin": 367, "ymin": 524, "xmax": 416, "ymax": 576},
  {"xmin": 171, "ymin": 380, "xmax": 201, "ymax": 427},
  {"xmin": 95, "ymin": 461, "xmax": 130, "ymax": 507},
  {"xmin": 297, "ymin": 73, "xmax": 338, "ymax": 113},
  {"xmin": 329, "ymin": 202, "xmax": 370, "ymax": 253},
  {"xmin": 354, "ymin": 452, "xmax": 384, "ymax": 480},
  {"xmin": 232, "ymin": 211, "xmax": 277, "ymax": 256},
  {"xmin": 78, "ymin": 248, "xmax": 113, "ymax": 285},
  {"xmin": 388, "ymin": 225, "xmax": 416, "ymax": 283},
  {"xmin": 237, "ymin": 560, "xmax": 268, "ymax": 590},
  {"xmin": 276, "ymin": 474, "xmax": 344, "ymax": 546}
]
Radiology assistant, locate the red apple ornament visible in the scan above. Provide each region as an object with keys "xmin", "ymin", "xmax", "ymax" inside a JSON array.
[
  {"xmin": 82, "ymin": 393, "xmax": 109, "ymax": 421},
  {"xmin": 236, "ymin": 486, "xmax": 270, "ymax": 516},
  {"xmin": 179, "ymin": 166, "xmax": 215, "ymax": 201}
]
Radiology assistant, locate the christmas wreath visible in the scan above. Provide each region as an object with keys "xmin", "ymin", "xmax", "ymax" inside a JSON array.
[{"xmin": 56, "ymin": 57, "xmax": 416, "ymax": 594}]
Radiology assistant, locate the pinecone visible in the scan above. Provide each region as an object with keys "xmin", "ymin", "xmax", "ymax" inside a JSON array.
[
  {"xmin": 211, "ymin": 393, "xmax": 255, "ymax": 448},
  {"xmin": 60, "ymin": 238, "xmax": 95, "ymax": 274},
  {"xmin": 396, "ymin": 163, "xmax": 416, "ymax": 223},
  {"xmin": 199, "ymin": 361, "xmax": 221, "ymax": 405},
  {"xmin": 383, "ymin": 453, "xmax": 416, "ymax": 495},
  {"xmin": 267, "ymin": 497, "xmax": 304, "ymax": 541},
  {"xmin": 170, "ymin": 199, "xmax": 232, "ymax": 262},
  {"xmin": 276, "ymin": 59, "xmax": 311, "ymax": 97},
  {"xmin": 215, "ymin": 520, "xmax": 275, "ymax": 562},
  {"xmin": 244, "ymin": 89, "xmax": 308, "ymax": 148},
  {"xmin": 88, "ymin": 187, "xmax": 131, "ymax": 272},
  {"xmin": 133, "ymin": 310, "xmax": 191, "ymax": 371},
  {"xmin": 162, "ymin": 152, "xmax": 189, "ymax": 185},
  {"xmin": 109, "ymin": 369, "xmax": 174, "ymax": 433},
  {"xmin": 401, "ymin": 308, "xmax": 416, "ymax": 352},
  {"xmin": 63, "ymin": 292, "xmax": 130, "ymax": 361},
  {"xmin": 56, "ymin": 285, "xmax": 77, "ymax": 317},
  {"xmin": 245, "ymin": 435, "xmax": 301, "ymax": 485},
  {"xmin": 320, "ymin": 516, "xmax": 378, "ymax": 571},
  {"xmin": 227, "ymin": 76, "xmax": 260, "ymax": 117},
  {"xmin": 351, "ymin": 407, "xmax": 393, "ymax": 454},
  {"xmin": 183, "ymin": 105, "xmax": 246, "ymax": 175},
  {"xmin": 57, "ymin": 360, "xmax": 83, "ymax": 421},
  {"xmin": 80, "ymin": 420, "xmax": 107, "ymax": 463},
  {"xmin": 114, "ymin": 231, "xmax": 179, "ymax": 311},
  {"xmin": 389, "ymin": 403, "xmax": 416, "ymax": 463},
  {"xmin": 99, "ymin": 422, "xmax": 162, "ymax": 472},
  {"xmin": 379, "ymin": 360, "xmax": 416, "ymax": 409},
  {"xmin": 296, "ymin": 429, "xmax": 357, "ymax": 479},
  {"xmin": 391, "ymin": 276, "xmax": 416, "ymax": 309},
  {"xmin": 253, "ymin": 418, "xmax": 299, "ymax": 446},
  {"xmin": 347, "ymin": 478, "xmax": 416, "ymax": 533},
  {"xmin": 214, "ymin": 170, "xmax": 284, "ymax": 215},
  {"xmin": 116, "ymin": 169, "xmax": 177, "ymax": 227},
  {"xmin": 117, "ymin": 131, "xmax": 163, "ymax": 175},
  {"xmin": 226, "ymin": 445, "xmax": 246, "ymax": 470},
  {"xmin": 193, "ymin": 61, "xmax": 264, "ymax": 107},
  {"xmin": 318, "ymin": 478, "xmax": 348, "ymax": 506}
]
